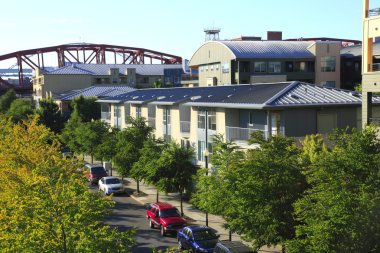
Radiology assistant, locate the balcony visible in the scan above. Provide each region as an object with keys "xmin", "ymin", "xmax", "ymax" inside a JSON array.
[
  {"xmin": 369, "ymin": 117, "xmax": 380, "ymax": 126},
  {"xmin": 226, "ymin": 126, "xmax": 267, "ymax": 142},
  {"xmin": 369, "ymin": 8, "xmax": 380, "ymax": 17},
  {"xmin": 181, "ymin": 74, "xmax": 199, "ymax": 86},
  {"xmin": 180, "ymin": 121, "xmax": 190, "ymax": 133},
  {"xmin": 101, "ymin": 112, "xmax": 111, "ymax": 121},
  {"xmin": 148, "ymin": 117, "xmax": 156, "ymax": 128},
  {"xmin": 370, "ymin": 63, "xmax": 380, "ymax": 72}
]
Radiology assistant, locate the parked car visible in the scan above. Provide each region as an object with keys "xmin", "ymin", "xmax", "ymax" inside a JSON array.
[
  {"xmin": 177, "ymin": 225, "xmax": 219, "ymax": 252},
  {"xmin": 214, "ymin": 241, "xmax": 255, "ymax": 253},
  {"xmin": 84, "ymin": 164, "xmax": 108, "ymax": 185},
  {"xmin": 146, "ymin": 202, "xmax": 187, "ymax": 236},
  {"xmin": 98, "ymin": 176, "xmax": 124, "ymax": 195}
]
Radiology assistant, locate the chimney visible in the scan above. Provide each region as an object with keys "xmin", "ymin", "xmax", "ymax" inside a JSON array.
[{"xmin": 267, "ymin": 31, "xmax": 282, "ymax": 41}]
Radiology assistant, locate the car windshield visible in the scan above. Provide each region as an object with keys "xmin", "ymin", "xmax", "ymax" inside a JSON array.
[
  {"xmin": 193, "ymin": 229, "xmax": 218, "ymax": 241},
  {"xmin": 159, "ymin": 208, "xmax": 180, "ymax": 218},
  {"xmin": 105, "ymin": 178, "xmax": 120, "ymax": 184},
  {"xmin": 91, "ymin": 167, "xmax": 105, "ymax": 173}
]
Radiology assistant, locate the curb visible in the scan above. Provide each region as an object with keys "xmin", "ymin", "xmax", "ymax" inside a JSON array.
[{"xmin": 129, "ymin": 193, "xmax": 147, "ymax": 206}]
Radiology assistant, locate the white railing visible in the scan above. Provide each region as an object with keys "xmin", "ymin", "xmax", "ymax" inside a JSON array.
[
  {"xmin": 369, "ymin": 117, "xmax": 380, "ymax": 126},
  {"xmin": 148, "ymin": 117, "xmax": 156, "ymax": 128},
  {"xmin": 226, "ymin": 126, "xmax": 267, "ymax": 141},
  {"xmin": 101, "ymin": 112, "xmax": 111, "ymax": 121},
  {"xmin": 180, "ymin": 121, "xmax": 190, "ymax": 133}
]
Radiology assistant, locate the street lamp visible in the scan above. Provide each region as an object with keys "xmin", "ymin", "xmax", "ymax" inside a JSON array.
[{"xmin": 204, "ymin": 148, "xmax": 209, "ymax": 226}]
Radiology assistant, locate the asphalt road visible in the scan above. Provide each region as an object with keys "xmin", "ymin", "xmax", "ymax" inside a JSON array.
[{"xmin": 90, "ymin": 184, "xmax": 179, "ymax": 253}]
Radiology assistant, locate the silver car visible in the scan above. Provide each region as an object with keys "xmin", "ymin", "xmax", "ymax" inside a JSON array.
[{"xmin": 98, "ymin": 176, "xmax": 124, "ymax": 195}]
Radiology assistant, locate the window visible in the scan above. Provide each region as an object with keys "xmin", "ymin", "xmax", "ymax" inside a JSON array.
[
  {"xmin": 322, "ymin": 81, "xmax": 336, "ymax": 88},
  {"xmin": 215, "ymin": 64, "xmax": 220, "ymax": 71},
  {"xmin": 208, "ymin": 111, "xmax": 216, "ymax": 130},
  {"xmin": 114, "ymin": 106, "xmax": 120, "ymax": 118},
  {"xmin": 163, "ymin": 107, "xmax": 171, "ymax": 125},
  {"xmin": 254, "ymin": 62, "xmax": 266, "ymax": 73},
  {"xmin": 198, "ymin": 111, "xmax": 206, "ymax": 129},
  {"xmin": 200, "ymin": 66, "xmax": 204, "ymax": 72},
  {"xmin": 222, "ymin": 63, "xmax": 230, "ymax": 73},
  {"xmin": 268, "ymin": 62, "xmax": 281, "ymax": 73},
  {"xmin": 136, "ymin": 106, "xmax": 141, "ymax": 118},
  {"xmin": 174, "ymin": 76, "xmax": 180, "ymax": 83},
  {"xmin": 210, "ymin": 64, "xmax": 214, "ymax": 71},
  {"xmin": 125, "ymin": 105, "xmax": 130, "ymax": 123},
  {"xmin": 205, "ymin": 65, "xmax": 209, "ymax": 71},
  {"xmin": 321, "ymin": 56, "xmax": 336, "ymax": 72},
  {"xmin": 240, "ymin": 61, "xmax": 250, "ymax": 72},
  {"xmin": 286, "ymin": 61, "xmax": 294, "ymax": 72},
  {"xmin": 249, "ymin": 111, "xmax": 254, "ymax": 125},
  {"xmin": 181, "ymin": 139, "xmax": 190, "ymax": 149}
]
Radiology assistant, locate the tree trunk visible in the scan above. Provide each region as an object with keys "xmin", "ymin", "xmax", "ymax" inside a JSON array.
[
  {"xmin": 61, "ymin": 224, "xmax": 67, "ymax": 253},
  {"xmin": 180, "ymin": 190, "xmax": 184, "ymax": 216},
  {"xmin": 91, "ymin": 154, "xmax": 93, "ymax": 164},
  {"xmin": 156, "ymin": 189, "xmax": 159, "ymax": 202},
  {"xmin": 229, "ymin": 230, "xmax": 232, "ymax": 241},
  {"xmin": 136, "ymin": 180, "xmax": 140, "ymax": 193},
  {"xmin": 282, "ymin": 245, "xmax": 286, "ymax": 253}
]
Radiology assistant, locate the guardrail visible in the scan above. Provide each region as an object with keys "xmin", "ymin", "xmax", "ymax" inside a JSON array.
[
  {"xmin": 371, "ymin": 63, "xmax": 380, "ymax": 72},
  {"xmin": 226, "ymin": 126, "xmax": 267, "ymax": 141}
]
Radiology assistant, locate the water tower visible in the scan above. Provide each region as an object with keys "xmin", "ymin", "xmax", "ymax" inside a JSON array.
[{"xmin": 204, "ymin": 27, "xmax": 221, "ymax": 41}]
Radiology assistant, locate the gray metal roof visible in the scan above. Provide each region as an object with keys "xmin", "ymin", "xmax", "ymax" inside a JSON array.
[
  {"xmin": 217, "ymin": 41, "xmax": 316, "ymax": 59},
  {"xmin": 46, "ymin": 64, "xmax": 183, "ymax": 76},
  {"xmin": 341, "ymin": 42, "xmax": 380, "ymax": 58},
  {"xmin": 98, "ymin": 82, "xmax": 380, "ymax": 109},
  {"xmin": 57, "ymin": 86, "xmax": 135, "ymax": 101}
]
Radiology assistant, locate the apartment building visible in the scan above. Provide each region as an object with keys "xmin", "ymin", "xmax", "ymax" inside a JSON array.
[
  {"xmin": 33, "ymin": 64, "xmax": 184, "ymax": 101},
  {"xmin": 184, "ymin": 40, "xmax": 341, "ymax": 88},
  {"xmin": 97, "ymin": 82, "xmax": 380, "ymax": 165},
  {"xmin": 362, "ymin": 0, "xmax": 380, "ymax": 126}
]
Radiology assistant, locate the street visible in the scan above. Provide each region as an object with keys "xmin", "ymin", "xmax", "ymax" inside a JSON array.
[{"xmin": 91, "ymin": 184, "xmax": 179, "ymax": 253}]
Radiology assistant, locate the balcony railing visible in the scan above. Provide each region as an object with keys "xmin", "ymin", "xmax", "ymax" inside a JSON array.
[
  {"xmin": 180, "ymin": 121, "xmax": 190, "ymax": 133},
  {"xmin": 148, "ymin": 117, "xmax": 156, "ymax": 128},
  {"xmin": 226, "ymin": 126, "xmax": 267, "ymax": 142},
  {"xmin": 369, "ymin": 8, "xmax": 380, "ymax": 17},
  {"xmin": 369, "ymin": 117, "xmax": 380, "ymax": 126},
  {"xmin": 101, "ymin": 112, "xmax": 111, "ymax": 121},
  {"xmin": 181, "ymin": 74, "xmax": 199, "ymax": 81},
  {"xmin": 371, "ymin": 63, "xmax": 380, "ymax": 72}
]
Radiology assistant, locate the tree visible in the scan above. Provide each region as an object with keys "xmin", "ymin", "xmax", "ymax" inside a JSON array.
[
  {"xmin": 0, "ymin": 89, "xmax": 17, "ymax": 113},
  {"xmin": 0, "ymin": 116, "xmax": 135, "ymax": 252},
  {"xmin": 37, "ymin": 98, "xmax": 64, "ymax": 133},
  {"xmin": 114, "ymin": 117, "xmax": 154, "ymax": 185},
  {"xmin": 131, "ymin": 137, "xmax": 164, "ymax": 193},
  {"xmin": 75, "ymin": 120, "xmax": 110, "ymax": 163},
  {"xmin": 94, "ymin": 127, "xmax": 119, "ymax": 165},
  {"xmin": 71, "ymin": 95, "xmax": 100, "ymax": 122},
  {"xmin": 60, "ymin": 114, "xmax": 83, "ymax": 157},
  {"xmin": 7, "ymin": 98, "xmax": 34, "ymax": 122},
  {"xmin": 286, "ymin": 127, "xmax": 380, "ymax": 252},
  {"xmin": 153, "ymin": 142, "xmax": 199, "ymax": 216}
]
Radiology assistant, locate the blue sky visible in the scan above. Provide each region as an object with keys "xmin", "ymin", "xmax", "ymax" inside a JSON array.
[{"xmin": 0, "ymin": 0, "xmax": 364, "ymax": 67}]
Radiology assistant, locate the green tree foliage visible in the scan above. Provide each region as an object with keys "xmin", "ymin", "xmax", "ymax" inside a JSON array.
[
  {"xmin": 114, "ymin": 117, "xmax": 154, "ymax": 188},
  {"xmin": 94, "ymin": 127, "xmax": 119, "ymax": 164},
  {"xmin": 131, "ymin": 137, "xmax": 164, "ymax": 193},
  {"xmin": 0, "ymin": 89, "xmax": 17, "ymax": 113},
  {"xmin": 71, "ymin": 95, "xmax": 100, "ymax": 122},
  {"xmin": 7, "ymin": 98, "xmax": 35, "ymax": 122},
  {"xmin": 37, "ymin": 98, "xmax": 64, "ymax": 133},
  {"xmin": 60, "ymin": 114, "xmax": 83, "ymax": 156},
  {"xmin": 286, "ymin": 127, "xmax": 380, "ymax": 252},
  {"xmin": 153, "ymin": 142, "xmax": 199, "ymax": 215},
  {"xmin": 75, "ymin": 120, "xmax": 110, "ymax": 163},
  {"xmin": 0, "ymin": 117, "xmax": 135, "ymax": 252}
]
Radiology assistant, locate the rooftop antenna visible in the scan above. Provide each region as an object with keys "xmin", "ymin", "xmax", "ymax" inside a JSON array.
[{"xmin": 204, "ymin": 27, "xmax": 221, "ymax": 42}]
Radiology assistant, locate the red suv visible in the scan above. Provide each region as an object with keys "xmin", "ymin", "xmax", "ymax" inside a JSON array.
[
  {"xmin": 85, "ymin": 164, "xmax": 108, "ymax": 185},
  {"xmin": 146, "ymin": 202, "xmax": 187, "ymax": 236}
]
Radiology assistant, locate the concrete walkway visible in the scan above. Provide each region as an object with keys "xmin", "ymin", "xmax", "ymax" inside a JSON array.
[{"xmin": 123, "ymin": 178, "xmax": 281, "ymax": 253}]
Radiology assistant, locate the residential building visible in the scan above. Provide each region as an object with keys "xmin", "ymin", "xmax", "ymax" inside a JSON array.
[
  {"xmin": 33, "ymin": 64, "xmax": 184, "ymax": 101},
  {"xmin": 97, "ymin": 82, "xmax": 380, "ymax": 165},
  {"xmin": 184, "ymin": 40, "xmax": 341, "ymax": 88},
  {"xmin": 362, "ymin": 0, "xmax": 380, "ymax": 126},
  {"xmin": 54, "ymin": 85, "xmax": 135, "ymax": 116}
]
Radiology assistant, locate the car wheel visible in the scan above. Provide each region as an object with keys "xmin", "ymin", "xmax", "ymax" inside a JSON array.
[
  {"xmin": 149, "ymin": 219, "xmax": 154, "ymax": 229},
  {"xmin": 160, "ymin": 225, "xmax": 166, "ymax": 236}
]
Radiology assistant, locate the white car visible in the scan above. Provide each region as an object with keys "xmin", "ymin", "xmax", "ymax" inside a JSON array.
[{"xmin": 98, "ymin": 176, "xmax": 124, "ymax": 195}]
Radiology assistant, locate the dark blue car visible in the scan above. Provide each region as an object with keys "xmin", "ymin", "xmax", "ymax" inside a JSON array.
[{"xmin": 177, "ymin": 225, "xmax": 219, "ymax": 252}]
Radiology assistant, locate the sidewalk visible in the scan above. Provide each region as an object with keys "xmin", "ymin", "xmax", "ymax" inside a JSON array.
[{"xmin": 124, "ymin": 178, "xmax": 281, "ymax": 253}]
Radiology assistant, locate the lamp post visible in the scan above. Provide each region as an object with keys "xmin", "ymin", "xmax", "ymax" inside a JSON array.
[{"xmin": 204, "ymin": 148, "xmax": 209, "ymax": 227}]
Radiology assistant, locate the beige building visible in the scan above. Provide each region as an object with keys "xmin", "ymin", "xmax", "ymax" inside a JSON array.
[
  {"xmin": 98, "ymin": 82, "xmax": 377, "ymax": 167},
  {"xmin": 33, "ymin": 64, "xmax": 183, "ymax": 102},
  {"xmin": 362, "ymin": 0, "xmax": 380, "ymax": 126},
  {"xmin": 184, "ymin": 40, "xmax": 341, "ymax": 88}
]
